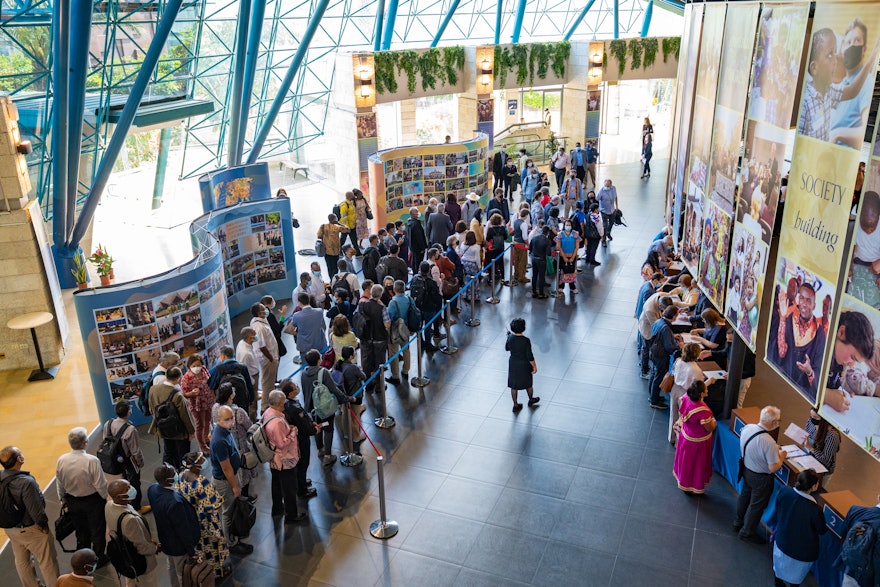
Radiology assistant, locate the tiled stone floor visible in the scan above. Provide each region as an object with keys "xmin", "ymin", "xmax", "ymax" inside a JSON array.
[{"xmin": 2, "ymin": 159, "xmax": 804, "ymax": 586}]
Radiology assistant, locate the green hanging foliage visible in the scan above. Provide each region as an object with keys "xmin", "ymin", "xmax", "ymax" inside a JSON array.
[
  {"xmin": 662, "ymin": 37, "xmax": 681, "ymax": 63},
  {"xmin": 418, "ymin": 48, "xmax": 441, "ymax": 91},
  {"xmin": 551, "ymin": 41, "xmax": 570, "ymax": 78},
  {"xmin": 511, "ymin": 44, "xmax": 529, "ymax": 86},
  {"xmin": 442, "ymin": 46, "xmax": 465, "ymax": 86},
  {"xmin": 374, "ymin": 51, "xmax": 399, "ymax": 94},
  {"xmin": 494, "ymin": 45, "xmax": 507, "ymax": 88},
  {"xmin": 629, "ymin": 38, "xmax": 643, "ymax": 70},
  {"xmin": 608, "ymin": 39, "xmax": 627, "ymax": 76},
  {"xmin": 642, "ymin": 37, "xmax": 658, "ymax": 69},
  {"xmin": 397, "ymin": 50, "xmax": 419, "ymax": 93}
]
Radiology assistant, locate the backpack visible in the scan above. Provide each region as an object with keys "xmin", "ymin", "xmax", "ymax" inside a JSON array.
[
  {"xmin": 97, "ymin": 420, "xmax": 131, "ymax": 475},
  {"xmin": 182, "ymin": 557, "xmax": 216, "ymax": 587},
  {"xmin": 332, "ymin": 202, "xmax": 342, "ymax": 219},
  {"xmin": 311, "ymin": 369, "xmax": 339, "ymax": 420},
  {"xmin": 0, "ymin": 473, "xmax": 25, "ymax": 529},
  {"xmin": 332, "ymin": 273, "xmax": 354, "ymax": 299},
  {"xmin": 351, "ymin": 304, "xmax": 369, "ymax": 340},
  {"xmin": 410, "ymin": 275, "xmax": 428, "ymax": 308},
  {"xmin": 375, "ymin": 260, "xmax": 388, "ymax": 282},
  {"xmin": 107, "ymin": 512, "xmax": 148, "ymax": 579},
  {"xmin": 230, "ymin": 496, "xmax": 257, "ymax": 538},
  {"xmin": 154, "ymin": 389, "xmax": 186, "ymax": 438},
  {"xmin": 488, "ymin": 229, "xmax": 505, "ymax": 253},
  {"xmin": 585, "ymin": 217, "xmax": 601, "ymax": 240},
  {"xmin": 404, "ymin": 297, "xmax": 421, "ymax": 332},
  {"xmin": 219, "ymin": 368, "xmax": 251, "ymax": 409},
  {"xmin": 243, "ymin": 414, "xmax": 282, "ymax": 468},
  {"xmin": 138, "ymin": 371, "xmax": 159, "ymax": 415},
  {"xmin": 836, "ymin": 521, "xmax": 878, "ymax": 584}
]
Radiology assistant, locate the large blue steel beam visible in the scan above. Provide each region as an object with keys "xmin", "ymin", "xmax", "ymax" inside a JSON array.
[
  {"xmin": 373, "ymin": 0, "xmax": 385, "ymax": 51},
  {"xmin": 246, "ymin": 0, "xmax": 330, "ymax": 164},
  {"xmin": 430, "ymin": 0, "xmax": 461, "ymax": 47},
  {"xmin": 640, "ymin": 0, "xmax": 653, "ymax": 37},
  {"xmin": 65, "ymin": 0, "xmax": 94, "ymax": 242},
  {"xmin": 67, "ymin": 0, "xmax": 186, "ymax": 248},
  {"xmin": 233, "ymin": 0, "xmax": 266, "ymax": 166},
  {"xmin": 563, "ymin": 0, "xmax": 597, "ymax": 41},
  {"xmin": 511, "ymin": 0, "xmax": 526, "ymax": 43},
  {"xmin": 50, "ymin": 0, "xmax": 70, "ymax": 248},
  {"xmin": 380, "ymin": 0, "xmax": 398, "ymax": 50},
  {"xmin": 613, "ymin": 0, "xmax": 620, "ymax": 38},
  {"xmin": 494, "ymin": 0, "xmax": 503, "ymax": 44},
  {"xmin": 226, "ymin": 0, "xmax": 252, "ymax": 167}
]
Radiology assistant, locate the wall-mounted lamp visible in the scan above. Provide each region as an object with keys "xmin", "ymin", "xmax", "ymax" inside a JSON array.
[
  {"xmin": 16, "ymin": 139, "xmax": 31, "ymax": 155},
  {"xmin": 478, "ymin": 54, "xmax": 493, "ymax": 95},
  {"xmin": 359, "ymin": 67, "xmax": 372, "ymax": 98},
  {"xmin": 588, "ymin": 67, "xmax": 602, "ymax": 83},
  {"xmin": 590, "ymin": 51, "xmax": 603, "ymax": 67},
  {"xmin": 353, "ymin": 54, "xmax": 376, "ymax": 109}
]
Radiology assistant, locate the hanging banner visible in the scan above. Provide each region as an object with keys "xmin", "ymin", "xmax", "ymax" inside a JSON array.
[
  {"xmin": 669, "ymin": 4, "xmax": 704, "ymax": 247},
  {"xmin": 765, "ymin": 5, "xmax": 880, "ymax": 405},
  {"xmin": 697, "ymin": 3, "xmax": 760, "ymax": 309},
  {"xmin": 198, "ymin": 163, "xmax": 273, "ymax": 213},
  {"xmin": 681, "ymin": 4, "xmax": 726, "ymax": 271},
  {"xmin": 725, "ymin": 3, "xmax": 810, "ymax": 350}
]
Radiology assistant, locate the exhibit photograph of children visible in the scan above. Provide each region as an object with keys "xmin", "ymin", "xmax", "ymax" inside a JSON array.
[
  {"xmin": 747, "ymin": 5, "xmax": 811, "ymax": 129},
  {"xmin": 698, "ymin": 201, "xmax": 732, "ymax": 306},
  {"xmin": 725, "ymin": 224, "xmax": 769, "ymax": 348},
  {"xmin": 797, "ymin": 12, "xmax": 880, "ymax": 147},
  {"xmin": 356, "ymin": 113, "xmax": 377, "ymax": 139},
  {"xmin": 818, "ymin": 297, "xmax": 880, "ymax": 461},
  {"xmin": 736, "ymin": 120, "xmax": 786, "ymax": 243},
  {"xmin": 846, "ymin": 162, "xmax": 880, "ymax": 307},
  {"xmin": 766, "ymin": 260, "xmax": 834, "ymax": 404},
  {"xmin": 681, "ymin": 189, "xmax": 704, "ymax": 269}
]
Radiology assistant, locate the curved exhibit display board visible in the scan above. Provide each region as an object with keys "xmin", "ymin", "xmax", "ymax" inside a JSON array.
[
  {"xmin": 73, "ymin": 238, "xmax": 232, "ymax": 426},
  {"xmin": 198, "ymin": 162, "xmax": 273, "ymax": 213},
  {"xmin": 367, "ymin": 133, "xmax": 491, "ymax": 226},
  {"xmin": 190, "ymin": 197, "xmax": 297, "ymax": 317}
]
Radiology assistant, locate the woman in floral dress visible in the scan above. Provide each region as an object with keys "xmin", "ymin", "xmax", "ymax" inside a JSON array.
[
  {"xmin": 180, "ymin": 355, "xmax": 214, "ymax": 453},
  {"xmin": 177, "ymin": 452, "xmax": 230, "ymax": 576}
]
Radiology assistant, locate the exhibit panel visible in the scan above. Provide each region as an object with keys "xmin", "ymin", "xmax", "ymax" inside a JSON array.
[
  {"xmin": 73, "ymin": 242, "xmax": 233, "ymax": 426},
  {"xmin": 765, "ymin": 3, "xmax": 880, "ymax": 406},
  {"xmin": 190, "ymin": 197, "xmax": 298, "ymax": 318},
  {"xmin": 367, "ymin": 133, "xmax": 491, "ymax": 226},
  {"xmin": 724, "ymin": 2, "xmax": 811, "ymax": 351},
  {"xmin": 198, "ymin": 162, "xmax": 273, "ymax": 213}
]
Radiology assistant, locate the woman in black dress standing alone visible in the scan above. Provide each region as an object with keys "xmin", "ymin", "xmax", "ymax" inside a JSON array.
[{"xmin": 506, "ymin": 318, "xmax": 540, "ymax": 412}]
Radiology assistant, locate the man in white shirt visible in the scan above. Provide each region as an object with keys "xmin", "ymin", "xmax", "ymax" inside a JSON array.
[
  {"xmin": 292, "ymin": 267, "xmax": 325, "ymax": 307},
  {"xmin": 150, "ymin": 351, "xmax": 179, "ymax": 387},
  {"xmin": 235, "ymin": 327, "xmax": 260, "ymax": 393},
  {"xmin": 550, "ymin": 147, "xmax": 570, "ymax": 191},
  {"xmin": 249, "ymin": 303, "xmax": 279, "ymax": 402},
  {"xmin": 56, "ymin": 427, "xmax": 109, "ymax": 565}
]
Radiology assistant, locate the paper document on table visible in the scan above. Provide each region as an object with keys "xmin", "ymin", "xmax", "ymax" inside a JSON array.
[
  {"xmin": 781, "ymin": 445, "xmax": 806, "ymax": 457},
  {"xmin": 791, "ymin": 455, "xmax": 828, "ymax": 474},
  {"xmin": 680, "ymin": 333, "xmax": 703, "ymax": 345},
  {"xmin": 784, "ymin": 423, "xmax": 809, "ymax": 445},
  {"xmin": 703, "ymin": 370, "xmax": 727, "ymax": 380}
]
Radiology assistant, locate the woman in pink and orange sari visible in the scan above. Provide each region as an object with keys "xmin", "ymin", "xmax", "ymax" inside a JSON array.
[{"xmin": 673, "ymin": 380, "xmax": 717, "ymax": 494}]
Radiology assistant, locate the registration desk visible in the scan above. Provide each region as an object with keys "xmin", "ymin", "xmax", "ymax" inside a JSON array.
[{"xmin": 713, "ymin": 408, "xmax": 855, "ymax": 587}]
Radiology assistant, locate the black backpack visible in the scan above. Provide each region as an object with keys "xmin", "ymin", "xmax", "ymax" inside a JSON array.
[
  {"xmin": 107, "ymin": 511, "xmax": 148, "ymax": 579},
  {"xmin": 97, "ymin": 420, "xmax": 131, "ymax": 475},
  {"xmin": 836, "ymin": 520, "xmax": 880, "ymax": 585},
  {"xmin": 154, "ymin": 389, "xmax": 186, "ymax": 438},
  {"xmin": 219, "ymin": 368, "xmax": 251, "ymax": 409},
  {"xmin": 332, "ymin": 273, "xmax": 354, "ymax": 300},
  {"xmin": 332, "ymin": 202, "xmax": 342, "ymax": 220},
  {"xmin": 0, "ymin": 472, "xmax": 25, "ymax": 528},
  {"xmin": 410, "ymin": 275, "xmax": 427, "ymax": 308},
  {"xmin": 138, "ymin": 371, "xmax": 159, "ymax": 415},
  {"xmin": 351, "ymin": 303, "xmax": 370, "ymax": 340},
  {"xmin": 489, "ymin": 229, "xmax": 505, "ymax": 253}
]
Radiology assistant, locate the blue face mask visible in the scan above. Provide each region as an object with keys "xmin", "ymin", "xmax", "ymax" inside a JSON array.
[
  {"xmin": 125, "ymin": 486, "xmax": 137, "ymax": 501},
  {"xmin": 263, "ymin": 309, "xmax": 270, "ymax": 317}
]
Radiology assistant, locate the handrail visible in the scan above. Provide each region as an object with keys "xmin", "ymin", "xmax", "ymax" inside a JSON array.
[{"xmin": 494, "ymin": 120, "xmax": 549, "ymax": 139}]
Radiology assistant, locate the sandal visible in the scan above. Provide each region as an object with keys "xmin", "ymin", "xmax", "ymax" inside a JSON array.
[
  {"xmin": 528, "ymin": 397, "xmax": 541, "ymax": 406},
  {"xmin": 512, "ymin": 403, "xmax": 524, "ymax": 412}
]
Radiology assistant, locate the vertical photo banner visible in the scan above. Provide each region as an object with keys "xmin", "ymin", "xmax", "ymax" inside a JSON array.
[
  {"xmin": 765, "ymin": 4, "xmax": 880, "ymax": 405},
  {"xmin": 669, "ymin": 4, "xmax": 705, "ymax": 247},
  {"xmin": 698, "ymin": 3, "xmax": 760, "ymax": 309},
  {"xmin": 681, "ymin": 4, "xmax": 726, "ymax": 272},
  {"xmin": 726, "ymin": 3, "xmax": 810, "ymax": 350}
]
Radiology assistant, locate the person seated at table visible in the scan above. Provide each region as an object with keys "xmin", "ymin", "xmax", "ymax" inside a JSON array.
[
  {"xmin": 641, "ymin": 251, "xmax": 663, "ymax": 281},
  {"xmin": 689, "ymin": 309, "xmax": 728, "ymax": 351},
  {"xmin": 647, "ymin": 235, "xmax": 675, "ymax": 272},
  {"xmin": 671, "ymin": 275, "xmax": 700, "ymax": 307}
]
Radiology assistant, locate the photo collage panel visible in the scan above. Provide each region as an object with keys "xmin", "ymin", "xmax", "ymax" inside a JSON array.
[
  {"xmin": 217, "ymin": 212, "xmax": 287, "ymax": 298},
  {"xmin": 383, "ymin": 147, "xmax": 491, "ymax": 213}
]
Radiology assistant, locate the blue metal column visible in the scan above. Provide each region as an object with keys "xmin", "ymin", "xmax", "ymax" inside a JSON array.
[
  {"xmin": 373, "ymin": 0, "xmax": 385, "ymax": 51},
  {"xmin": 67, "ymin": 0, "xmax": 186, "ymax": 248},
  {"xmin": 494, "ymin": 0, "xmax": 503, "ymax": 44},
  {"xmin": 246, "ymin": 0, "xmax": 330, "ymax": 164},
  {"xmin": 226, "ymin": 0, "xmax": 252, "ymax": 167},
  {"xmin": 430, "ymin": 0, "xmax": 461, "ymax": 47},
  {"xmin": 233, "ymin": 0, "xmax": 266, "ymax": 166},
  {"xmin": 381, "ymin": 0, "xmax": 399, "ymax": 50},
  {"xmin": 563, "ymin": 0, "xmax": 597, "ymax": 41},
  {"xmin": 640, "ymin": 0, "xmax": 653, "ymax": 37},
  {"xmin": 65, "ymin": 0, "xmax": 94, "ymax": 243},
  {"xmin": 50, "ymin": 0, "xmax": 70, "ymax": 248},
  {"xmin": 511, "ymin": 0, "xmax": 526, "ymax": 43},
  {"xmin": 613, "ymin": 0, "xmax": 620, "ymax": 38}
]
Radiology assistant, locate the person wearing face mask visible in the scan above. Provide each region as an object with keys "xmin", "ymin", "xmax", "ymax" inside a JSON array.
[
  {"xmin": 208, "ymin": 408, "xmax": 255, "ymax": 554},
  {"xmin": 147, "ymin": 463, "xmax": 204, "ymax": 584},
  {"xmin": 180, "ymin": 355, "xmax": 214, "ymax": 454},
  {"xmin": 555, "ymin": 218, "xmax": 581, "ymax": 295},
  {"xmin": 503, "ymin": 158, "xmax": 519, "ymax": 201},
  {"xmin": 101, "ymin": 401, "xmax": 149, "ymax": 514},
  {"xmin": 261, "ymin": 295, "xmax": 287, "ymax": 359},
  {"xmin": 521, "ymin": 165, "xmax": 539, "ymax": 204},
  {"xmin": 250, "ymin": 302, "xmax": 279, "ymax": 409},
  {"xmin": 105, "ymin": 479, "xmax": 160, "ymax": 586},
  {"xmin": 560, "ymin": 169, "xmax": 583, "ymax": 218},
  {"xmin": 147, "ymin": 368, "xmax": 195, "ymax": 469},
  {"xmin": 831, "ymin": 19, "xmax": 878, "ymax": 148},
  {"xmin": 550, "ymin": 146, "xmax": 570, "ymax": 190},
  {"xmin": 56, "ymin": 548, "xmax": 97, "ymax": 586},
  {"xmin": 1, "ymin": 445, "xmax": 59, "ymax": 587},
  {"xmin": 570, "ymin": 142, "xmax": 586, "ymax": 183}
]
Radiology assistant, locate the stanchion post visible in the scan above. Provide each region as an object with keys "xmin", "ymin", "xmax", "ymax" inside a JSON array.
[
  {"xmin": 339, "ymin": 402, "xmax": 364, "ymax": 467},
  {"xmin": 486, "ymin": 256, "xmax": 500, "ymax": 304},
  {"xmin": 369, "ymin": 456, "xmax": 399, "ymax": 539},
  {"xmin": 410, "ymin": 334, "xmax": 430, "ymax": 388},
  {"xmin": 374, "ymin": 368, "xmax": 396, "ymax": 428},
  {"xmin": 506, "ymin": 245, "xmax": 514, "ymax": 286},
  {"xmin": 441, "ymin": 305, "xmax": 458, "ymax": 354},
  {"xmin": 465, "ymin": 275, "xmax": 480, "ymax": 327},
  {"xmin": 550, "ymin": 252, "xmax": 560, "ymax": 297}
]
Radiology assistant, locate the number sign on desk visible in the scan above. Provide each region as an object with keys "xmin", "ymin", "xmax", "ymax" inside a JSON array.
[
  {"xmin": 774, "ymin": 465, "xmax": 789, "ymax": 485},
  {"xmin": 823, "ymin": 504, "xmax": 846, "ymax": 539}
]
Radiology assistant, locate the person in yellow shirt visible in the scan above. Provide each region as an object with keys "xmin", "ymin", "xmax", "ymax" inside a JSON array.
[{"xmin": 337, "ymin": 192, "xmax": 361, "ymax": 254}]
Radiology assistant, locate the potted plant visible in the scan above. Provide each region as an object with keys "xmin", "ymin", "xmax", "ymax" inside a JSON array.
[
  {"xmin": 88, "ymin": 244, "xmax": 114, "ymax": 286},
  {"xmin": 70, "ymin": 254, "xmax": 89, "ymax": 289}
]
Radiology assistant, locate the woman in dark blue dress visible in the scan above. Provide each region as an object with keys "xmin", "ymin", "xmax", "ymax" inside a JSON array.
[{"xmin": 506, "ymin": 318, "xmax": 540, "ymax": 412}]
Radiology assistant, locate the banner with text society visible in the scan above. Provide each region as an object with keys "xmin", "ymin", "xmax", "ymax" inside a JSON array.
[{"xmin": 765, "ymin": 4, "xmax": 880, "ymax": 406}]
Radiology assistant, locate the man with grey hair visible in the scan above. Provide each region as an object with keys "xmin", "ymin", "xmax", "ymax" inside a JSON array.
[
  {"xmin": 357, "ymin": 284, "xmax": 391, "ymax": 394},
  {"xmin": 210, "ymin": 405, "xmax": 254, "ymax": 553},
  {"xmin": 426, "ymin": 202, "xmax": 453, "ymax": 247},
  {"xmin": 734, "ymin": 405, "xmax": 787, "ymax": 544},
  {"xmin": 105, "ymin": 479, "xmax": 159, "ymax": 586},
  {"xmin": 263, "ymin": 390, "xmax": 308, "ymax": 524},
  {"xmin": 407, "ymin": 206, "xmax": 429, "ymax": 273},
  {"xmin": 56, "ymin": 427, "xmax": 108, "ymax": 566},
  {"xmin": 151, "ymin": 351, "xmax": 179, "ymax": 387}
]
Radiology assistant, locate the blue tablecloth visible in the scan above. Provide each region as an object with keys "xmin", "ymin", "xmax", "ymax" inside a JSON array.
[{"xmin": 713, "ymin": 422, "xmax": 843, "ymax": 587}]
